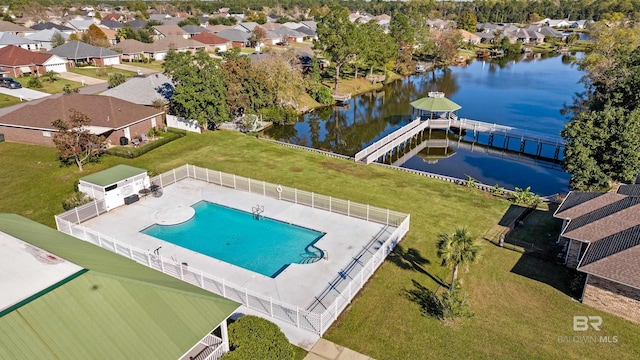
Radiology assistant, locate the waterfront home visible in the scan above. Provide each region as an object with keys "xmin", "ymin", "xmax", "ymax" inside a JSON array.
[{"xmin": 554, "ymin": 185, "xmax": 640, "ymax": 323}]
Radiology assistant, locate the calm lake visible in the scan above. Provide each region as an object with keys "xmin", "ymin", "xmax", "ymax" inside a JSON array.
[{"xmin": 265, "ymin": 54, "xmax": 584, "ymax": 195}]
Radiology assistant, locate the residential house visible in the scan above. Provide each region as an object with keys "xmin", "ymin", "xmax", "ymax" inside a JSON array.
[
  {"xmin": 24, "ymin": 29, "xmax": 70, "ymax": 51},
  {"xmin": 102, "ymin": 13, "xmax": 127, "ymax": 22},
  {"xmin": 512, "ymin": 28, "xmax": 544, "ymax": 44},
  {"xmin": 259, "ymin": 22, "xmax": 284, "ymax": 31},
  {"xmin": 125, "ymin": 19, "xmax": 147, "ymax": 30},
  {"xmin": 181, "ymin": 24, "xmax": 209, "ymax": 37},
  {"xmin": 0, "ymin": 20, "xmax": 36, "ymax": 36},
  {"xmin": 0, "ymin": 32, "xmax": 40, "ymax": 51},
  {"xmin": 64, "ymin": 18, "xmax": 98, "ymax": 32},
  {"xmin": 293, "ymin": 26, "xmax": 318, "ymax": 41},
  {"xmin": 29, "ymin": 22, "xmax": 74, "ymax": 35},
  {"xmin": 0, "ymin": 94, "xmax": 164, "ymax": 146},
  {"xmin": 554, "ymin": 185, "xmax": 640, "ymax": 323},
  {"xmin": 190, "ymin": 32, "xmax": 231, "ymax": 52},
  {"xmin": 98, "ymin": 27, "xmax": 118, "ymax": 45},
  {"xmin": 101, "ymin": 72, "xmax": 174, "ymax": 106},
  {"xmin": 110, "ymin": 39, "xmax": 147, "ymax": 62},
  {"xmin": 536, "ymin": 26, "xmax": 566, "ymax": 41},
  {"xmin": 112, "ymin": 36, "xmax": 205, "ymax": 61},
  {"xmin": 216, "ymin": 29, "xmax": 251, "ymax": 48},
  {"xmin": 100, "ymin": 19, "xmax": 124, "ymax": 29},
  {"xmin": 546, "ymin": 19, "xmax": 572, "ymax": 28},
  {"xmin": 475, "ymin": 30, "xmax": 497, "ymax": 43},
  {"xmin": 427, "ymin": 19, "xmax": 456, "ymax": 30},
  {"xmin": 151, "ymin": 24, "xmax": 189, "ymax": 41},
  {"xmin": 0, "ymin": 213, "xmax": 240, "ymax": 360},
  {"xmin": 207, "ymin": 24, "xmax": 234, "ymax": 34},
  {"xmin": 149, "ymin": 13, "xmax": 173, "ymax": 23},
  {"xmin": 0, "ymin": 45, "xmax": 67, "ymax": 77},
  {"xmin": 571, "ymin": 20, "xmax": 593, "ymax": 29},
  {"xmin": 234, "ymin": 22, "xmax": 259, "ymax": 33},
  {"xmin": 272, "ymin": 27, "xmax": 305, "ymax": 43},
  {"xmin": 300, "ymin": 20, "xmax": 318, "ymax": 32},
  {"xmin": 13, "ymin": 17, "xmax": 37, "ymax": 29},
  {"xmin": 458, "ymin": 29, "xmax": 481, "ymax": 44},
  {"xmin": 48, "ymin": 41, "xmax": 121, "ymax": 67}
]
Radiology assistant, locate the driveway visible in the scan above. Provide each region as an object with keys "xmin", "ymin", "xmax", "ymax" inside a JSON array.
[
  {"xmin": 57, "ymin": 71, "xmax": 106, "ymax": 86},
  {"xmin": 0, "ymin": 87, "xmax": 50, "ymax": 101}
]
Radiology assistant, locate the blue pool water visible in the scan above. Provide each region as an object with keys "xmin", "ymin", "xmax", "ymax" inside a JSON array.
[{"xmin": 142, "ymin": 201, "xmax": 325, "ymax": 277}]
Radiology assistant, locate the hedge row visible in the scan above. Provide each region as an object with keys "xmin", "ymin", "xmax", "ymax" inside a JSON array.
[{"xmin": 105, "ymin": 128, "xmax": 186, "ymax": 159}]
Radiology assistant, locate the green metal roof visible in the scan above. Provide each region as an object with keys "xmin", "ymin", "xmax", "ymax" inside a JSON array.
[
  {"xmin": 79, "ymin": 164, "xmax": 147, "ymax": 187},
  {"xmin": 0, "ymin": 214, "xmax": 240, "ymax": 360},
  {"xmin": 410, "ymin": 96, "xmax": 461, "ymax": 112}
]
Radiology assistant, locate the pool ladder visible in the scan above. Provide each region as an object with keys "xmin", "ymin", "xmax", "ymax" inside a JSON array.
[{"xmin": 252, "ymin": 204, "xmax": 264, "ymax": 220}]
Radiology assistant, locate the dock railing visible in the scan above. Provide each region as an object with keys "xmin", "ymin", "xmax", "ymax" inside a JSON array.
[{"xmin": 55, "ymin": 165, "xmax": 410, "ymax": 336}]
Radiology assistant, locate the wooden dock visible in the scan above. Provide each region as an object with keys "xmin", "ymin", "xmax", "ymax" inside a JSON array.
[
  {"xmin": 355, "ymin": 117, "xmax": 565, "ymax": 164},
  {"xmin": 332, "ymin": 93, "xmax": 352, "ymax": 103}
]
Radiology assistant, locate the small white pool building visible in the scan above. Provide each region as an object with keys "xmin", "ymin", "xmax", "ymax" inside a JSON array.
[{"xmin": 78, "ymin": 165, "xmax": 150, "ymax": 211}]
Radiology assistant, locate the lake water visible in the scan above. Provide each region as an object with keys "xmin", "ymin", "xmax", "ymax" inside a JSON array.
[{"xmin": 264, "ymin": 54, "xmax": 584, "ymax": 195}]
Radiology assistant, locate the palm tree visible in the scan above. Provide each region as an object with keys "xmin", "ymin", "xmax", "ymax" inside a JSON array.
[{"xmin": 436, "ymin": 227, "xmax": 482, "ymax": 288}]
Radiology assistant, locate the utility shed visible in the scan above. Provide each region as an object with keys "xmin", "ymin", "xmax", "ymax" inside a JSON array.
[{"xmin": 78, "ymin": 165, "xmax": 149, "ymax": 210}]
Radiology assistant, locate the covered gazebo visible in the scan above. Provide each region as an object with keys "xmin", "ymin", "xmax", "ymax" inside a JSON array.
[{"xmin": 410, "ymin": 92, "xmax": 461, "ymax": 120}]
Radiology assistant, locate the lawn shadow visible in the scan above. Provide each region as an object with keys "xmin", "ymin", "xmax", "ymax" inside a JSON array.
[
  {"xmin": 507, "ymin": 205, "xmax": 575, "ymax": 297},
  {"xmin": 403, "ymin": 279, "xmax": 443, "ymax": 319},
  {"xmin": 387, "ymin": 245, "xmax": 449, "ymax": 288}
]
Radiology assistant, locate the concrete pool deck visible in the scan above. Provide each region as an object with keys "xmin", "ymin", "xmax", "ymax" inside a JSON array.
[{"xmin": 80, "ymin": 177, "xmax": 397, "ymax": 346}]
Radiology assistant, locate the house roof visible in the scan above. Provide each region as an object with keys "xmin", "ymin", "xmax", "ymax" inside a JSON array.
[
  {"xmin": 24, "ymin": 29, "xmax": 70, "ymax": 42},
  {"xmin": 555, "ymin": 185, "xmax": 640, "ymax": 290},
  {"xmin": 102, "ymin": 13, "xmax": 124, "ymax": 22},
  {"xmin": 125, "ymin": 19, "xmax": 147, "ymax": 29},
  {"xmin": 80, "ymin": 164, "xmax": 146, "ymax": 186},
  {"xmin": 300, "ymin": 20, "xmax": 317, "ymax": 31},
  {"xmin": 0, "ymin": 32, "xmax": 38, "ymax": 46},
  {"xmin": 29, "ymin": 22, "xmax": 73, "ymax": 32},
  {"xmin": 47, "ymin": 41, "xmax": 120, "ymax": 60},
  {"xmin": 207, "ymin": 24, "xmax": 233, "ymax": 33},
  {"xmin": 459, "ymin": 29, "xmax": 481, "ymax": 40},
  {"xmin": 235, "ymin": 22, "xmax": 258, "ymax": 32},
  {"xmin": 259, "ymin": 22, "xmax": 284, "ymax": 31},
  {"xmin": 0, "ymin": 94, "xmax": 163, "ymax": 131},
  {"xmin": 0, "ymin": 45, "xmax": 54, "ymax": 67},
  {"xmin": 191, "ymin": 32, "xmax": 230, "ymax": 45},
  {"xmin": 153, "ymin": 24, "xmax": 188, "ymax": 37},
  {"xmin": 100, "ymin": 19, "xmax": 123, "ymax": 29},
  {"xmin": 0, "ymin": 20, "xmax": 34, "ymax": 33},
  {"xmin": 111, "ymin": 38, "xmax": 146, "ymax": 54},
  {"xmin": 100, "ymin": 73, "xmax": 174, "ymax": 106},
  {"xmin": 0, "ymin": 213, "xmax": 240, "ymax": 360},
  {"xmin": 181, "ymin": 24, "xmax": 208, "ymax": 35},
  {"xmin": 216, "ymin": 29, "xmax": 251, "ymax": 42},
  {"xmin": 65, "ymin": 19, "xmax": 96, "ymax": 31},
  {"xmin": 152, "ymin": 35, "xmax": 205, "ymax": 51}
]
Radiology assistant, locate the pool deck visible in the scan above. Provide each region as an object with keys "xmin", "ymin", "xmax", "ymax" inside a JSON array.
[{"xmin": 81, "ymin": 178, "xmax": 396, "ymax": 346}]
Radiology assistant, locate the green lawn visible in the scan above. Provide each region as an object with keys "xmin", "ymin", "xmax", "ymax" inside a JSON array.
[
  {"xmin": 0, "ymin": 131, "xmax": 638, "ymax": 359},
  {"xmin": 0, "ymin": 93, "xmax": 22, "ymax": 108},
  {"xmin": 69, "ymin": 67, "xmax": 138, "ymax": 80},
  {"xmin": 123, "ymin": 60, "xmax": 165, "ymax": 72},
  {"xmin": 14, "ymin": 77, "xmax": 82, "ymax": 94}
]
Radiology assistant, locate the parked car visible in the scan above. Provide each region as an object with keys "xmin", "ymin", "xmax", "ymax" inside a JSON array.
[
  {"xmin": 276, "ymin": 41, "xmax": 289, "ymax": 46},
  {"xmin": 0, "ymin": 78, "xmax": 22, "ymax": 89}
]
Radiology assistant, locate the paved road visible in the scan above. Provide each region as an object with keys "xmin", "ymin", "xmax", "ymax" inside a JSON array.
[{"xmin": 0, "ymin": 87, "xmax": 50, "ymax": 101}]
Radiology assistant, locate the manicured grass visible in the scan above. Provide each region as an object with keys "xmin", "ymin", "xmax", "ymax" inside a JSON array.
[
  {"xmin": 123, "ymin": 61, "xmax": 165, "ymax": 72},
  {"xmin": 0, "ymin": 93, "xmax": 22, "ymax": 107},
  {"xmin": 1, "ymin": 131, "xmax": 638, "ymax": 359},
  {"xmin": 14, "ymin": 76, "xmax": 82, "ymax": 94},
  {"xmin": 69, "ymin": 67, "xmax": 137, "ymax": 80}
]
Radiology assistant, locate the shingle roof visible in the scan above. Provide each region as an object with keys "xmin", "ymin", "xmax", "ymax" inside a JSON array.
[
  {"xmin": 191, "ymin": 32, "xmax": 230, "ymax": 45},
  {"xmin": 580, "ymin": 243, "xmax": 640, "ymax": 289},
  {"xmin": 153, "ymin": 24, "xmax": 188, "ymax": 37},
  {"xmin": 181, "ymin": 24, "xmax": 208, "ymax": 35},
  {"xmin": 111, "ymin": 38, "xmax": 147, "ymax": 54},
  {"xmin": 563, "ymin": 199, "xmax": 640, "ymax": 241},
  {"xmin": 0, "ymin": 213, "xmax": 240, "ymax": 360},
  {"xmin": 24, "ymin": 29, "xmax": 70, "ymax": 42},
  {"xmin": 554, "ymin": 192, "xmax": 624, "ymax": 219},
  {"xmin": 617, "ymin": 184, "xmax": 640, "ymax": 197},
  {"xmin": 47, "ymin": 41, "xmax": 120, "ymax": 60},
  {"xmin": 65, "ymin": 19, "xmax": 95, "ymax": 31},
  {"xmin": 100, "ymin": 19, "xmax": 123, "ymax": 29},
  {"xmin": 0, "ymin": 45, "xmax": 53, "ymax": 66},
  {"xmin": 0, "ymin": 94, "xmax": 162, "ymax": 131},
  {"xmin": 29, "ymin": 22, "xmax": 73, "ymax": 31},
  {"xmin": 151, "ymin": 35, "xmax": 205, "ymax": 51},
  {"xmin": 0, "ymin": 20, "xmax": 34, "ymax": 33},
  {"xmin": 216, "ymin": 29, "xmax": 251, "ymax": 42},
  {"xmin": 100, "ymin": 73, "xmax": 174, "ymax": 106},
  {"xmin": 0, "ymin": 32, "xmax": 38, "ymax": 46},
  {"xmin": 125, "ymin": 19, "xmax": 147, "ymax": 29}
]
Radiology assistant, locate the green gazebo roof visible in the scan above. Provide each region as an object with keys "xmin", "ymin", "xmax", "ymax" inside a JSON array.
[
  {"xmin": 80, "ymin": 165, "xmax": 147, "ymax": 187},
  {"xmin": 0, "ymin": 214, "xmax": 240, "ymax": 360},
  {"xmin": 410, "ymin": 95, "xmax": 461, "ymax": 112}
]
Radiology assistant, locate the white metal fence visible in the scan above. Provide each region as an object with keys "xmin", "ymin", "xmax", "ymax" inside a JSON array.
[{"xmin": 55, "ymin": 165, "xmax": 410, "ymax": 336}]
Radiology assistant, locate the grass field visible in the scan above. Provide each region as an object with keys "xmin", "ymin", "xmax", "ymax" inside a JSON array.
[
  {"xmin": 0, "ymin": 93, "xmax": 22, "ymax": 108},
  {"xmin": 0, "ymin": 131, "xmax": 638, "ymax": 359},
  {"xmin": 14, "ymin": 76, "xmax": 83, "ymax": 94},
  {"xmin": 69, "ymin": 67, "xmax": 138, "ymax": 80},
  {"xmin": 122, "ymin": 60, "xmax": 165, "ymax": 72}
]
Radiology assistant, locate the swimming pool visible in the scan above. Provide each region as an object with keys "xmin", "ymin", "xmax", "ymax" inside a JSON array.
[{"xmin": 142, "ymin": 201, "xmax": 325, "ymax": 277}]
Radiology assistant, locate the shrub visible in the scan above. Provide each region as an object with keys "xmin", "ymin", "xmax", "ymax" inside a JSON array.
[
  {"xmin": 27, "ymin": 76, "xmax": 43, "ymax": 88},
  {"xmin": 95, "ymin": 67, "xmax": 108, "ymax": 77},
  {"xmin": 258, "ymin": 106, "xmax": 297, "ymax": 125},
  {"xmin": 310, "ymin": 85, "xmax": 334, "ymax": 105},
  {"xmin": 490, "ymin": 183, "xmax": 504, "ymax": 196},
  {"xmin": 62, "ymin": 192, "xmax": 93, "ymax": 211},
  {"xmin": 224, "ymin": 315, "xmax": 293, "ymax": 360},
  {"xmin": 513, "ymin": 186, "xmax": 540, "ymax": 206},
  {"xmin": 440, "ymin": 283, "xmax": 474, "ymax": 320},
  {"xmin": 63, "ymin": 84, "xmax": 79, "ymax": 94},
  {"xmin": 108, "ymin": 72, "xmax": 127, "ymax": 88}
]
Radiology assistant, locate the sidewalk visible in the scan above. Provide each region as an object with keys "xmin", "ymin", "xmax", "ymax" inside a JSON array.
[{"xmin": 304, "ymin": 339, "xmax": 375, "ymax": 360}]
